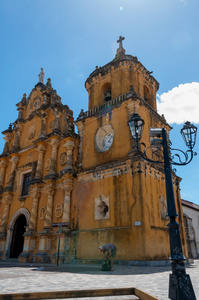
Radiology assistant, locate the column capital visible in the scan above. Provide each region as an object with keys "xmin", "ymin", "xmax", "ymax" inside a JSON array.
[
  {"xmin": 57, "ymin": 175, "xmax": 74, "ymax": 191},
  {"xmin": 50, "ymin": 137, "xmax": 60, "ymax": 148},
  {"xmin": 2, "ymin": 193, "xmax": 12, "ymax": 205},
  {"xmin": 63, "ymin": 140, "xmax": 75, "ymax": 151},
  {"xmin": 42, "ymin": 182, "xmax": 56, "ymax": 195},
  {"xmin": 29, "ymin": 186, "xmax": 41, "ymax": 199},
  {"xmin": 9, "ymin": 155, "xmax": 19, "ymax": 164},
  {"xmin": 37, "ymin": 143, "xmax": 47, "ymax": 152},
  {"xmin": 63, "ymin": 178, "xmax": 73, "ymax": 191},
  {"xmin": 0, "ymin": 159, "xmax": 8, "ymax": 168},
  {"xmin": 64, "ymin": 189, "xmax": 72, "ymax": 197}
]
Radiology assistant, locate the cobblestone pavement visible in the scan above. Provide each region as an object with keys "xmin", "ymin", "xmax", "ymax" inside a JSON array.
[{"xmin": 0, "ymin": 260, "xmax": 198, "ymax": 300}]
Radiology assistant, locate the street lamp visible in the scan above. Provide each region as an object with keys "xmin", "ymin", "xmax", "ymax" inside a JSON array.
[
  {"xmin": 181, "ymin": 121, "xmax": 197, "ymax": 150},
  {"xmin": 128, "ymin": 113, "xmax": 145, "ymax": 140},
  {"xmin": 128, "ymin": 113, "xmax": 197, "ymax": 300}
]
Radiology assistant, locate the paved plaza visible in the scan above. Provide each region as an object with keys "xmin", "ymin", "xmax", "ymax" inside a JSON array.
[{"xmin": 0, "ymin": 260, "xmax": 198, "ymax": 300}]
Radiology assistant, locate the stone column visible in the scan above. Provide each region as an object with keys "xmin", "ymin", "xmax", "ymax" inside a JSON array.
[
  {"xmin": 2, "ymin": 133, "xmax": 12, "ymax": 155},
  {"xmin": 0, "ymin": 194, "xmax": 12, "ymax": 236},
  {"xmin": 0, "ymin": 159, "xmax": 8, "ymax": 188},
  {"xmin": 76, "ymin": 122, "xmax": 84, "ymax": 169},
  {"xmin": 51, "ymin": 178, "xmax": 73, "ymax": 264},
  {"xmin": 62, "ymin": 190, "xmax": 71, "ymax": 224},
  {"xmin": 3, "ymin": 227, "xmax": 13, "ymax": 259},
  {"xmin": 6, "ymin": 155, "xmax": 19, "ymax": 189},
  {"xmin": 34, "ymin": 144, "xmax": 46, "ymax": 180},
  {"xmin": 28, "ymin": 189, "xmax": 41, "ymax": 233},
  {"xmin": 12, "ymin": 132, "xmax": 21, "ymax": 152},
  {"xmin": 17, "ymin": 107, "xmax": 24, "ymax": 121},
  {"xmin": 53, "ymin": 113, "xmax": 61, "ymax": 133},
  {"xmin": 43, "ymin": 95, "xmax": 48, "ymax": 106},
  {"xmin": 62, "ymin": 179, "xmax": 73, "ymax": 225},
  {"xmin": 39, "ymin": 115, "xmax": 47, "ymax": 139},
  {"xmin": 43, "ymin": 185, "xmax": 55, "ymax": 230},
  {"xmin": 63, "ymin": 140, "xmax": 75, "ymax": 171},
  {"xmin": 2, "ymin": 139, "xmax": 10, "ymax": 155},
  {"xmin": 47, "ymin": 138, "xmax": 60, "ymax": 176}
]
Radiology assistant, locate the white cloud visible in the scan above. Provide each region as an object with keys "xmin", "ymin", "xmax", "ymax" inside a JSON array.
[{"xmin": 157, "ymin": 82, "xmax": 199, "ymax": 124}]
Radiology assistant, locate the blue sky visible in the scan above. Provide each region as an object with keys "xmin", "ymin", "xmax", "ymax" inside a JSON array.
[{"xmin": 0, "ymin": 0, "xmax": 199, "ymax": 204}]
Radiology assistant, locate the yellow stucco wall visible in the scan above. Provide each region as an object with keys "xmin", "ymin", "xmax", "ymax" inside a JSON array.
[{"xmin": 72, "ymin": 162, "xmax": 172, "ymax": 261}]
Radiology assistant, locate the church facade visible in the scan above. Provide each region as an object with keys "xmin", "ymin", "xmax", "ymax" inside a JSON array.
[{"xmin": 0, "ymin": 38, "xmax": 187, "ymax": 263}]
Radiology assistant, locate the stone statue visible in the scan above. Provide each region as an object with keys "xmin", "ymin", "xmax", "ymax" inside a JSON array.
[{"xmin": 38, "ymin": 68, "xmax": 45, "ymax": 84}]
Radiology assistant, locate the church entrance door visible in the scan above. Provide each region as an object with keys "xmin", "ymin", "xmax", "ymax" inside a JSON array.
[{"xmin": 10, "ymin": 214, "xmax": 26, "ymax": 258}]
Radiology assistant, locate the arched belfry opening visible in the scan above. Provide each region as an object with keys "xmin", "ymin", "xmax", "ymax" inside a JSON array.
[
  {"xmin": 101, "ymin": 82, "xmax": 111, "ymax": 102},
  {"xmin": 10, "ymin": 214, "xmax": 27, "ymax": 258}
]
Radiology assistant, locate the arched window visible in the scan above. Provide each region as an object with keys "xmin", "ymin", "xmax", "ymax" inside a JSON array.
[{"xmin": 21, "ymin": 173, "xmax": 31, "ymax": 196}]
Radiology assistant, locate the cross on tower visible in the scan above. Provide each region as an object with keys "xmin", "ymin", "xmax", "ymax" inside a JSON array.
[{"xmin": 117, "ymin": 36, "xmax": 125, "ymax": 49}]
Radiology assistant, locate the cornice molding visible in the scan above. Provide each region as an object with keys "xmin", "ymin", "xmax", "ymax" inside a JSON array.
[{"xmin": 85, "ymin": 55, "xmax": 159, "ymax": 91}]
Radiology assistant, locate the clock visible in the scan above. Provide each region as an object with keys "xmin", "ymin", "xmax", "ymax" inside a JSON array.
[{"xmin": 95, "ymin": 125, "xmax": 114, "ymax": 152}]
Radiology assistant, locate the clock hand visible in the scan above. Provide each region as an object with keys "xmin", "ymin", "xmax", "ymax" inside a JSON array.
[{"xmin": 101, "ymin": 127, "xmax": 108, "ymax": 134}]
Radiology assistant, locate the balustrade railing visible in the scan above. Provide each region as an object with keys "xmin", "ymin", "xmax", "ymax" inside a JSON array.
[{"xmin": 85, "ymin": 93, "xmax": 128, "ymax": 118}]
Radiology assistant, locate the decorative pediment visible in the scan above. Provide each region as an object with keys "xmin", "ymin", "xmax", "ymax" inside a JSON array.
[{"xmin": 1, "ymin": 69, "xmax": 76, "ymax": 157}]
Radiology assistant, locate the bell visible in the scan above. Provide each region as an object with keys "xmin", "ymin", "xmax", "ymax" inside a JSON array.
[{"xmin": 105, "ymin": 91, "xmax": 111, "ymax": 101}]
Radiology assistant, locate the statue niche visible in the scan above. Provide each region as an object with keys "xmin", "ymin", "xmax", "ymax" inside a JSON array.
[
  {"xmin": 159, "ymin": 195, "xmax": 167, "ymax": 220},
  {"xmin": 95, "ymin": 195, "xmax": 109, "ymax": 220}
]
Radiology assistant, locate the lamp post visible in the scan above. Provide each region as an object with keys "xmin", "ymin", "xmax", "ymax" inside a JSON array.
[{"xmin": 128, "ymin": 113, "xmax": 197, "ymax": 300}]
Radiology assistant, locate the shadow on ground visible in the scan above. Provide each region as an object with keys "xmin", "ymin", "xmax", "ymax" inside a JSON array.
[{"xmin": 0, "ymin": 260, "xmax": 197, "ymax": 276}]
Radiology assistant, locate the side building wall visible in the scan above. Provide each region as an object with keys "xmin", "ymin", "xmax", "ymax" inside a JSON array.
[{"xmin": 182, "ymin": 199, "xmax": 199, "ymax": 258}]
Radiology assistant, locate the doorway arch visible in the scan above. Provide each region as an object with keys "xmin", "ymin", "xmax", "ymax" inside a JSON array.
[
  {"xmin": 4, "ymin": 208, "xmax": 30, "ymax": 259},
  {"xmin": 10, "ymin": 214, "xmax": 26, "ymax": 258}
]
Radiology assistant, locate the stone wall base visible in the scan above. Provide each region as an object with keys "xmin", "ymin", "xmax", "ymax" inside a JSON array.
[
  {"xmin": 18, "ymin": 252, "xmax": 34, "ymax": 263},
  {"xmin": 33, "ymin": 252, "xmax": 51, "ymax": 263},
  {"xmin": 52, "ymin": 249, "xmax": 76, "ymax": 265},
  {"xmin": 75, "ymin": 259, "xmax": 171, "ymax": 267}
]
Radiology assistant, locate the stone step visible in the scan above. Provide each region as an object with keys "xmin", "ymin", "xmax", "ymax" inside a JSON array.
[{"xmin": 3, "ymin": 258, "xmax": 18, "ymax": 262}]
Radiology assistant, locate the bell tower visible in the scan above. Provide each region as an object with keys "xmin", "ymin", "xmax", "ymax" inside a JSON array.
[
  {"xmin": 76, "ymin": 37, "xmax": 162, "ymax": 170},
  {"xmin": 74, "ymin": 37, "xmax": 187, "ymax": 262},
  {"xmin": 85, "ymin": 36, "xmax": 159, "ymax": 111}
]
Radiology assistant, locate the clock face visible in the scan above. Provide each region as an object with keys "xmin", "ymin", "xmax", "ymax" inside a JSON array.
[
  {"xmin": 103, "ymin": 133, "xmax": 114, "ymax": 150},
  {"xmin": 95, "ymin": 125, "xmax": 114, "ymax": 152}
]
